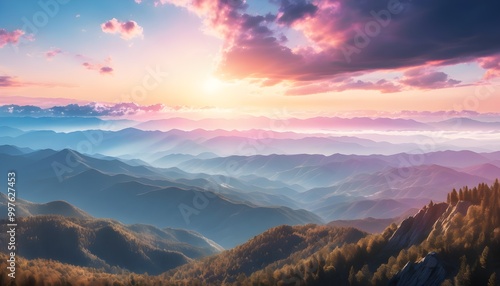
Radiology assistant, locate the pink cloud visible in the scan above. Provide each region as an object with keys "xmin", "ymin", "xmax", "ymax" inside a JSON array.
[
  {"xmin": 400, "ymin": 67, "xmax": 461, "ymax": 89},
  {"xmin": 100, "ymin": 66, "xmax": 114, "ymax": 74},
  {"xmin": 0, "ymin": 76, "xmax": 21, "ymax": 87},
  {"xmin": 158, "ymin": 0, "xmax": 500, "ymax": 93},
  {"xmin": 101, "ymin": 18, "xmax": 143, "ymax": 40},
  {"xmin": 285, "ymin": 77, "xmax": 401, "ymax": 95},
  {"xmin": 334, "ymin": 79, "xmax": 401, "ymax": 93},
  {"xmin": 478, "ymin": 54, "xmax": 500, "ymax": 80},
  {"xmin": 0, "ymin": 75, "xmax": 75, "ymax": 88},
  {"xmin": 0, "ymin": 29, "xmax": 25, "ymax": 48},
  {"xmin": 284, "ymin": 65, "xmax": 462, "ymax": 95},
  {"xmin": 45, "ymin": 48, "xmax": 63, "ymax": 59},
  {"xmin": 81, "ymin": 56, "xmax": 114, "ymax": 75}
]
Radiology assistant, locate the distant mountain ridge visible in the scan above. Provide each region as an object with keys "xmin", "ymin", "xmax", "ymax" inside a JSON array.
[
  {"xmin": 0, "ymin": 193, "xmax": 91, "ymax": 219},
  {"xmin": 0, "ymin": 147, "xmax": 323, "ymax": 248}
]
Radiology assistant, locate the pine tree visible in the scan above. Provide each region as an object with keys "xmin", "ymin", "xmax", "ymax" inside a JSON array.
[
  {"xmin": 480, "ymin": 246, "xmax": 489, "ymax": 268},
  {"xmin": 488, "ymin": 273, "xmax": 497, "ymax": 286},
  {"xmin": 455, "ymin": 256, "xmax": 471, "ymax": 286},
  {"xmin": 348, "ymin": 266, "xmax": 356, "ymax": 286},
  {"xmin": 450, "ymin": 189, "xmax": 459, "ymax": 205}
]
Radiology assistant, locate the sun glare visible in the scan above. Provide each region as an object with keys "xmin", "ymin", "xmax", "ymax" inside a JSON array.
[{"xmin": 203, "ymin": 76, "xmax": 222, "ymax": 94}]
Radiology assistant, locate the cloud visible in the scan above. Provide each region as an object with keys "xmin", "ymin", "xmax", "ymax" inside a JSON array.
[
  {"xmin": 82, "ymin": 62, "xmax": 92, "ymax": 69},
  {"xmin": 99, "ymin": 66, "xmax": 114, "ymax": 74},
  {"xmin": 400, "ymin": 67, "xmax": 461, "ymax": 89},
  {"xmin": 334, "ymin": 78, "xmax": 401, "ymax": 93},
  {"xmin": 45, "ymin": 48, "xmax": 63, "ymax": 59},
  {"xmin": 285, "ymin": 77, "xmax": 401, "ymax": 95},
  {"xmin": 0, "ymin": 29, "xmax": 25, "ymax": 48},
  {"xmin": 101, "ymin": 18, "xmax": 144, "ymax": 40},
  {"xmin": 478, "ymin": 54, "xmax": 500, "ymax": 80},
  {"xmin": 81, "ymin": 57, "xmax": 114, "ymax": 75},
  {"xmin": 284, "ymin": 65, "xmax": 463, "ymax": 95},
  {"xmin": 160, "ymin": 0, "xmax": 500, "ymax": 88},
  {"xmin": 0, "ymin": 76, "xmax": 21, "ymax": 87},
  {"xmin": 0, "ymin": 75, "xmax": 75, "ymax": 88},
  {"xmin": 0, "ymin": 96, "xmax": 90, "ymax": 108},
  {"xmin": 0, "ymin": 103, "xmax": 169, "ymax": 117},
  {"xmin": 276, "ymin": 0, "xmax": 318, "ymax": 25}
]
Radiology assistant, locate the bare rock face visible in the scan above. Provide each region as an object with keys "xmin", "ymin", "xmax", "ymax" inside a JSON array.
[
  {"xmin": 428, "ymin": 200, "xmax": 472, "ymax": 237},
  {"xmin": 388, "ymin": 252, "xmax": 446, "ymax": 286},
  {"xmin": 387, "ymin": 203, "xmax": 448, "ymax": 250}
]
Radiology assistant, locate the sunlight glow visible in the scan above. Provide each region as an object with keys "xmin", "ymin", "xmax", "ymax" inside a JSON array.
[{"xmin": 202, "ymin": 76, "xmax": 222, "ymax": 94}]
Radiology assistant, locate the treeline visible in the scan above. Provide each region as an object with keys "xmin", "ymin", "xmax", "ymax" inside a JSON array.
[
  {"xmin": 165, "ymin": 179, "xmax": 500, "ymax": 285},
  {"xmin": 163, "ymin": 224, "xmax": 366, "ymax": 285},
  {"xmin": 0, "ymin": 254, "xmax": 166, "ymax": 286},
  {"xmin": 238, "ymin": 179, "xmax": 500, "ymax": 286}
]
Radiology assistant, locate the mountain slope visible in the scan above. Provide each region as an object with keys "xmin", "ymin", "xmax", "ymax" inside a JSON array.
[
  {"xmin": 163, "ymin": 180, "xmax": 500, "ymax": 285},
  {"xmin": 0, "ymin": 215, "xmax": 222, "ymax": 275},
  {"xmin": 165, "ymin": 224, "xmax": 367, "ymax": 284},
  {"xmin": 0, "ymin": 193, "xmax": 91, "ymax": 219},
  {"xmin": 327, "ymin": 217, "xmax": 400, "ymax": 233}
]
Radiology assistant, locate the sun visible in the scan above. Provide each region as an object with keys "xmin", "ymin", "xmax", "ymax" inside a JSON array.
[{"xmin": 202, "ymin": 76, "xmax": 222, "ymax": 94}]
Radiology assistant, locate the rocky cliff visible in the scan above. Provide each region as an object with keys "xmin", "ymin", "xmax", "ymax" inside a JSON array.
[
  {"xmin": 387, "ymin": 202, "xmax": 448, "ymax": 249},
  {"xmin": 388, "ymin": 252, "xmax": 446, "ymax": 286}
]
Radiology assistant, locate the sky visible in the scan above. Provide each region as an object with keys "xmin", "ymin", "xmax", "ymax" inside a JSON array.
[{"xmin": 0, "ymin": 0, "xmax": 500, "ymax": 117}]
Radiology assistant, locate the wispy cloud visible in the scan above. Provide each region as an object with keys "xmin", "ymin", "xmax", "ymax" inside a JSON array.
[
  {"xmin": 0, "ymin": 76, "xmax": 21, "ymax": 87},
  {"xmin": 0, "ymin": 28, "xmax": 25, "ymax": 48},
  {"xmin": 45, "ymin": 48, "xmax": 63, "ymax": 60},
  {"xmin": 79, "ymin": 55, "xmax": 114, "ymax": 75},
  {"xmin": 285, "ymin": 77, "xmax": 401, "ymax": 95},
  {"xmin": 0, "ymin": 75, "xmax": 75, "ymax": 88}
]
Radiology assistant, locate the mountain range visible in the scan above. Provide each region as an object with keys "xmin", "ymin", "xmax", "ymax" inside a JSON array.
[
  {"xmin": 1, "ymin": 144, "xmax": 498, "ymax": 246},
  {"xmin": 3, "ymin": 180, "xmax": 498, "ymax": 285}
]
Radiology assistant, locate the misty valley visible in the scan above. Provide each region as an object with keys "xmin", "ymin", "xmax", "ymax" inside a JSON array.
[{"xmin": 0, "ymin": 116, "xmax": 499, "ymax": 285}]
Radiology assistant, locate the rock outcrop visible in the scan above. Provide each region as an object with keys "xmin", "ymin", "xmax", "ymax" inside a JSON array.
[
  {"xmin": 428, "ymin": 200, "xmax": 472, "ymax": 237},
  {"xmin": 388, "ymin": 252, "xmax": 446, "ymax": 286},
  {"xmin": 387, "ymin": 203, "xmax": 448, "ymax": 249}
]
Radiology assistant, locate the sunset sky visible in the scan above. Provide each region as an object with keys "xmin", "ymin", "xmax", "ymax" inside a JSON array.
[{"xmin": 1, "ymin": 0, "xmax": 499, "ymax": 116}]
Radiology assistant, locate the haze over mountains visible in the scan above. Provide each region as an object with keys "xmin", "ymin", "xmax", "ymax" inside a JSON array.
[
  {"xmin": 0, "ymin": 138, "xmax": 497, "ymax": 246},
  {"xmin": 1, "ymin": 114, "xmax": 500, "ymax": 157},
  {"xmin": 0, "ymin": 146, "xmax": 323, "ymax": 248},
  {"xmin": 1, "ymin": 114, "xmax": 499, "ymax": 285}
]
